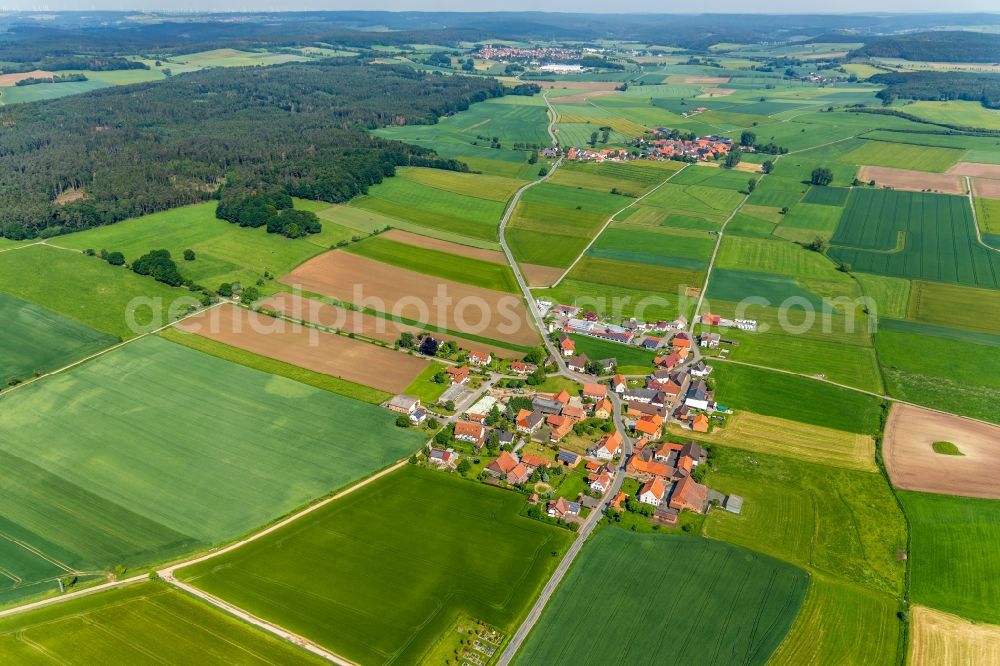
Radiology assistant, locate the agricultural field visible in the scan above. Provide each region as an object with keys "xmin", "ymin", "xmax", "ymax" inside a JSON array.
[
  {"xmin": 856, "ymin": 166, "xmax": 965, "ymax": 195},
  {"xmin": 0, "ymin": 244, "xmax": 187, "ymax": 339},
  {"xmin": 840, "ymin": 140, "xmax": 964, "ymax": 172},
  {"xmin": 281, "ymin": 251, "xmax": 539, "ymax": 348},
  {"xmin": 568, "ymin": 334, "xmax": 656, "ymax": 374},
  {"xmin": 976, "ymin": 197, "xmax": 1000, "ymax": 235},
  {"xmin": 900, "ymin": 490, "xmax": 1000, "ymax": 625},
  {"xmin": 587, "ymin": 225, "xmax": 715, "ymax": 270},
  {"xmin": 170, "ymin": 48, "xmax": 310, "ymax": 68},
  {"xmin": 534, "ymin": 277, "xmax": 689, "ymax": 323},
  {"xmin": 884, "ymin": 403, "xmax": 1000, "ymax": 499},
  {"xmin": 51, "ymin": 202, "xmax": 348, "ymax": 293},
  {"xmin": 0, "ymin": 583, "xmax": 322, "ymax": 664},
  {"xmin": 709, "ymin": 362, "xmax": 884, "ymax": 434},
  {"xmin": 344, "ymin": 234, "xmax": 519, "ymax": 293},
  {"xmin": 177, "ymin": 304, "xmax": 430, "ymax": 393},
  {"xmin": 910, "ymin": 606, "xmax": 1000, "ymax": 666},
  {"xmin": 515, "ymin": 529, "xmax": 808, "ymax": 665},
  {"xmin": 547, "ymin": 157, "xmax": 681, "ymax": 196},
  {"xmin": 0, "ymin": 336, "xmax": 423, "ymax": 605},
  {"xmin": 679, "ymin": 411, "xmax": 876, "ymax": 472},
  {"xmin": 0, "ymin": 292, "xmax": 116, "ymax": 386},
  {"xmin": 900, "ymin": 100, "xmax": 1000, "ymax": 131},
  {"xmin": 178, "ymin": 466, "xmax": 574, "ymax": 665},
  {"xmin": 829, "ymin": 188, "xmax": 1000, "ymax": 289},
  {"xmin": 906, "ymin": 280, "xmax": 1000, "ymax": 334}
]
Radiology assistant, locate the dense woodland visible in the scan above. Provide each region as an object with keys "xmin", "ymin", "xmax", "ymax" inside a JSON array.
[
  {"xmin": 0, "ymin": 61, "xmax": 508, "ymax": 240},
  {"xmin": 872, "ymin": 71, "xmax": 1000, "ymax": 110},
  {"xmin": 850, "ymin": 31, "xmax": 1000, "ymax": 64}
]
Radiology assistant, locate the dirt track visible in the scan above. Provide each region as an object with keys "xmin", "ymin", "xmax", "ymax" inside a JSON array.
[
  {"xmin": 259, "ymin": 293, "xmax": 523, "ymax": 359},
  {"xmin": 911, "ymin": 606, "xmax": 1000, "ymax": 666},
  {"xmin": 281, "ymin": 251, "xmax": 539, "ymax": 346},
  {"xmin": 858, "ymin": 166, "xmax": 965, "ymax": 195},
  {"xmin": 883, "ymin": 403, "xmax": 1000, "ymax": 499},
  {"xmin": 176, "ymin": 304, "xmax": 428, "ymax": 393}
]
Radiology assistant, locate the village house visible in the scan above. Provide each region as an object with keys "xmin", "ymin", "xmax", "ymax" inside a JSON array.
[
  {"xmin": 671, "ymin": 332, "xmax": 692, "ymax": 351},
  {"xmin": 563, "ymin": 404, "xmax": 586, "ymax": 421},
  {"xmin": 627, "ymin": 401, "xmax": 667, "ymax": 419},
  {"xmin": 428, "ymin": 448, "xmax": 457, "ymax": 469},
  {"xmin": 552, "ymin": 304, "xmax": 580, "ymax": 318},
  {"xmin": 557, "ymin": 332, "xmax": 576, "ymax": 357},
  {"xmin": 654, "ymin": 441, "xmax": 682, "ymax": 464},
  {"xmin": 454, "ymin": 420, "xmax": 487, "ymax": 448},
  {"xmin": 446, "ymin": 366, "xmax": 470, "ymax": 385},
  {"xmin": 669, "ymin": 475, "xmax": 708, "ymax": 513},
  {"xmin": 700, "ymin": 332, "xmax": 721, "ymax": 349},
  {"xmin": 589, "ymin": 430, "xmax": 622, "ymax": 460},
  {"xmin": 595, "ymin": 358, "xmax": 617, "ymax": 374},
  {"xmin": 626, "ymin": 454, "xmax": 671, "ymax": 482},
  {"xmin": 567, "ymin": 354, "xmax": 590, "ymax": 373},
  {"xmin": 612, "ymin": 374, "xmax": 627, "ymax": 394},
  {"xmin": 496, "ymin": 429, "xmax": 516, "ymax": 449},
  {"xmin": 639, "ymin": 477, "xmax": 667, "ymax": 506},
  {"xmin": 521, "ymin": 453, "xmax": 549, "ymax": 469},
  {"xmin": 556, "ymin": 450, "xmax": 581, "ymax": 467},
  {"xmin": 701, "ymin": 312, "xmax": 722, "ymax": 326},
  {"xmin": 547, "ymin": 414, "xmax": 574, "ymax": 442},
  {"xmin": 641, "ymin": 337, "xmax": 661, "ymax": 350},
  {"xmin": 532, "ymin": 395, "xmax": 565, "ymax": 415},
  {"xmin": 510, "ymin": 361, "xmax": 537, "ymax": 375},
  {"xmin": 467, "ymin": 350, "xmax": 492, "ymax": 366},
  {"xmin": 681, "ymin": 442, "xmax": 707, "ymax": 465},
  {"xmin": 589, "ymin": 467, "xmax": 615, "ymax": 494},
  {"xmin": 547, "ymin": 497, "xmax": 580, "ymax": 520},
  {"xmin": 386, "ymin": 394, "xmax": 420, "ymax": 415},
  {"xmin": 593, "ymin": 398, "xmax": 613, "ymax": 420},
  {"xmin": 690, "ymin": 361, "xmax": 712, "ymax": 377},
  {"xmin": 486, "ymin": 451, "xmax": 519, "ymax": 479},
  {"xmin": 634, "ymin": 414, "xmax": 664, "ymax": 440},
  {"xmin": 653, "ymin": 352, "xmax": 682, "ymax": 371},
  {"xmin": 692, "ymin": 413, "xmax": 709, "ymax": 433},
  {"xmin": 685, "ymin": 379, "xmax": 711, "ymax": 410},
  {"xmin": 582, "ymin": 382, "xmax": 608, "ymax": 400},
  {"xmin": 515, "ymin": 408, "xmax": 545, "ymax": 434},
  {"xmin": 506, "ymin": 462, "xmax": 532, "ymax": 485},
  {"xmin": 409, "ymin": 407, "xmax": 428, "ymax": 425}
]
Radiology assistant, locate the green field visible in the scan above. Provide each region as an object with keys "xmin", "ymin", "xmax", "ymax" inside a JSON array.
[
  {"xmin": 515, "ymin": 529, "xmax": 808, "ymax": 665},
  {"xmin": 0, "ymin": 292, "xmax": 116, "ymax": 386},
  {"xmin": 0, "ymin": 244, "xmax": 186, "ymax": 339},
  {"xmin": 900, "ymin": 491, "xmax": 1000, "ymax": 624},
  {"xmin": 0, "ymin": 582, "xmax": 321, "ymax": 663},
  {"xmin": 351, "ymin": 173, "xmax": 507, "ymax": 242},
  {"xmin": 171, "ymin": 48, "xmax": 309, "ymax": 68},
  {"xmin": 901, "ymin": 100, "xmax": 1000, "ymax": 131},
  {"xmin": 51, "ymin": 202, "xmax": 348, "ymax": 293},
  {"xmin": 403, "ymin": 361, "xmax": 450, "ymax": 403},
  {"xmin": 839, "ymin": 139, "xmax": 963, "ymax": 172},
  {"xmin": 702, "ymin": 445, "xmax": 905, "ymax": 664},
  {"xmin": 0, "ymin": 79, "xmax": 111, "ymax": 105},
  {"xmin": 569, "ymin": 334, "xmax": 656, "ymax": 373},
  {"xmin": 345, "ymin": 235, "xmax": 519, "ymax": 292},
  {"xmin": 975, "ymin": 197, "xmax": 1000, "ymax": 235},
  {"xmin": 907, "ymin": 279, "xmax": 1000, "ymax": 335},
  {"xmin": 830, "ymin": 188, "xmax": 1000, "ymax": 289},
  {"xmin": 0, "ymin": 336, "xmax": 423, "ymax": 605},
  {"xmin": 179, "ymin": 466, "xmax": 573, "ymax": 665},
  {"xmin": 709, "ymin": 362, "xmax": 884, "ymax": 434},
  {"xmin": 588, "ymin": 225, "xmax": 714, "ymax": 270}
]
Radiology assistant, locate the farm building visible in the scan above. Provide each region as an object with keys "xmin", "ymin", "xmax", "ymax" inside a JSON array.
[
  {"xmin": 387, "ymin": 395, "xmax": 420, "ymax": 415},
  {"xmin": 724, "ymin": 495, "xmax": 744, "ymax": 514}
]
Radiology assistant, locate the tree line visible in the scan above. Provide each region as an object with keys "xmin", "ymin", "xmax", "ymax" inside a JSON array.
[
  {"xmin": 0, "ymin": 60, "xmax": 509, "ymax": 240},
  {"xmin": 871, "ymin": 71, "xmax": 1000, "ymax": 110}
]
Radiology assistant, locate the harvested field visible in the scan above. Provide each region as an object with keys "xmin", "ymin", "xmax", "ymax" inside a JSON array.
[
  {"xmin": 381, "ymin": 229, "xmax": 506, "ymax": 264},
  {"xmin": 259, "ymin": 293, "xmax": 522, "ymax": 359},
  {"xmin": 674, "ymin": 75, "xmax": 731, "ymax": 84},
  {"xmin": 539, "ymin": 81, "xmax": 619, "ymax": 91},
  {"xmin": 948, "ymin": 162, "xmax": 1000, "ymax": 179},
  {"xmin": 282, "ymin": 251, "xmax": 540, "ymax": 346},
  {"xmin": 884, "ymin": 403, "xmax": 1000, "ymax": 499},
  {"xmin": 972, "ymin": 177, "xmax": 1000, "ymax": 200},
  {"xmin": 676, "ymin": 411, "xmax": 876, "ymax": 472},
  {"xmin": 522, "ymin": 262, "xmax": 565, "ymax": 287},
  {"xmin": 911, "ymin": 605, "xmax": 1000, "ymax": 666},
  {"xmin": 177, "ymin": 304, "xmax": 429, "ymax": 393},
  {"xmin": 0, "ymin": 69, "xmax": 53, "ymax": 86},
  {"xmin": 701, "ymin": 87, "xmax": 735, "ymax": 96},
  {"xmin": 552, "ymin": 89, "xmax": 618, "ymax": 104},
  {"xmin": 857, "ymin": 166, "xmax": 965, "ymax": 195}
]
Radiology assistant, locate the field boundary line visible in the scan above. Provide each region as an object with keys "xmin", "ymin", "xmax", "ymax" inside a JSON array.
[
  {"xmin": 550, "ymin": 162, "xmax": 691, "ymax": 288},
  {"xmin": 965, "ymin": 176, "xmax": 1000, "ymax": 253},
  {"xmin": 0, "ymin": 300, "xmax": 225, "ymax": 400}
]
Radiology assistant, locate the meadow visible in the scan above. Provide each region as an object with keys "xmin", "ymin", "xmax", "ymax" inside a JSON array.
[
  {"xmin": 0, "ymin": 582, "xmax": 321, "ymax": 663},
  {"xmin": 900, "ymin": 491, "xmax": 1000, "ymax": 625},
  {"xmin": 0, "ymin": 292, "xmax": 116, "ymax": 386},
  {"xmin": 568, "ymin": 334, "xmax": 656, "ymax": 374},
  {"xmin": 900, "ymin": 100, "xmax": 1000, "ymax": 131},
  {"xmin": 515, "ymin": 529, "xmax": 808, "ymax": 665},
  {"xmin": 52, "ymin": 202, "xmax": 347, "ymax": 293},
  {"xmin": 708, "ymin": 362, "xmax": 884, "ymax": 434},
  {"xmin": 179, "ymin": 466, "xmax": 573, "ymax": 665},
  {"xmin": 906, "ymin": 279, "xmax": 1000, "ymax": 334},
  {"xmin": 830, "ymin": 188, "xmax": 1000, "ymax": 289},
  {"xmin": 0, "ymin": 244, "xmax": 186, "ymax": 339},
  {"xmin": 345, "ymin": 235, "xmax": 519, "ymax": 292},
  {"xmin": 588, "ymin": 225, "xmax": 714, "ymax": 270},
  {"xmin": 0, "ymin": 336, "xmax": 423, "ymax": 605}
]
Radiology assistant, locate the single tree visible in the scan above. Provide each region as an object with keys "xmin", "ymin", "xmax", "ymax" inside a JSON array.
[
  {"xmin": 747, "ymin": 178, "xmax": 757, "ymax": 193},
  {"xmin": 106, "ymin": 251, "xmax": 125, "ymax": 266},
  {"xmin": 761, "ymin": 160, "xmax": 773, "ymax": 174},
  {"xmin": 740, "ymin": 130, "xmax": 756, "ymax": 147},
  {"xmin": 183, "ymin": 248, "xmax": 196, "ymax": 261}
]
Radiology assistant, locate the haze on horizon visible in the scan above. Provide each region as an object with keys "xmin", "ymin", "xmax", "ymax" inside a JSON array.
[{"xmin": 5, "ymin": 2, "xmax": 1000, "ymax": 15}]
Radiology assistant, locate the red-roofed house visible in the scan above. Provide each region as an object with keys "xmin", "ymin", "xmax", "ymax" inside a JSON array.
[
  {"xmin": 558, "ymin": 333, "xmax": 575, "ymax": 357},
  {"xmin": 467, "ymin": 350, "xmax": 492, "ymax": 366},
  {"xmin": 627, "ymin": 456, "xmax": 671, "ymax": 481},
  {"xmin": 516, "ymin": 409, "xmax": 544, "ymax": 434},
  {"xmin": 553, "ymin": 390, "xmax": 571, "ymax": 406},
  {"xmin": 590, "ymin": 469, "xmax": 614, "ymax": 494},
  {"xmin": 593, "ymin": 398, "xmax": 613, "ymax": 420},
  {"xmin": 612, "ymin": 374, "xmax": 627, "ymax": 394},
  {"xmin": 563, "ymin": 405, "xmax": 586, "ymax": 421},
  {"xmin": 640, "ymin": 477, "xmax": 667, "ymax": 506},
  {"xmin": 506, "ymin": 463, "xmax": 531, "ymax": 485},
  {"xmin": 510, "ymin": 362, "xmax": 537, "ymax": 375},
  {"xmin": 672, "ymin": 333, "xmax": 692, "ymax": 350},
  {"xmin": 693, "ymin": 413, "xmax": 709, "ymax": 433},
  {"xmin": 521, "ymin": 453, "xmax": 549, "ymax": 469},
  {"xmin": 454, "ymin": 420, "xmax": 487, "ymax": 448},
  {"xmin": 447, "ymin": 366, "xmax": 469, "ymax": 385},
  {"xmin": 589, "ymin": 430, "xmax": 622, "ymax": 460},
  {"xmin": 547, "ymin": 414, "xmax": 574, "ymax": 442},
  {"xmin": 583, "ymin": 382, "xmax": 608, "ymax": 400},
  {"xmin": 486, "ymin": 451, "xmax": 519, "ymax": 478},
  {"xmin": 634, "ymin": 414, "xmax": 664, "ymax": 440},
  {"xmin": 670, "ymin": 475, "xmax": 708, "ymax": 513}
]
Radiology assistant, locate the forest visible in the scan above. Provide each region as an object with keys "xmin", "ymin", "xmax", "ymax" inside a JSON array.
[
  {"xmin": 872, "ymin": 71, "xmax": 1000, "ymax": 110},
  {"xmin": 851, "ymin": 31, "xmax": 1000, "ymax": 64},
  {"xmin": 0, "ymin": 60, "xmax": 508, "ymax": 240}
]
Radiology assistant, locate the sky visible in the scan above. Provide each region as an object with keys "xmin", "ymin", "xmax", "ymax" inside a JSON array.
[{"xmin": 5, "ymin": 2, "xmax": 1000, "ymax": 13}]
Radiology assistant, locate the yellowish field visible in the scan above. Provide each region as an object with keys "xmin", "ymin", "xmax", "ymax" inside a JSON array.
[
  {"xmin": 911, "ymin": 605, "xmax": 1000, "ymax": 666},
  {"xmin": 908, "ymin": 280, "xmax": 1000, "ymax": 335},
  {"xmin": 670, "ymin": 411, "xmax": 876, "ymax": 472},
  {"xmin": 397, "ymin": 167, "xmax": 522, "ymax": 202},
  {"xmin": 554, "ymin": 113, "xmax": 648, "ymax": 136}
]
